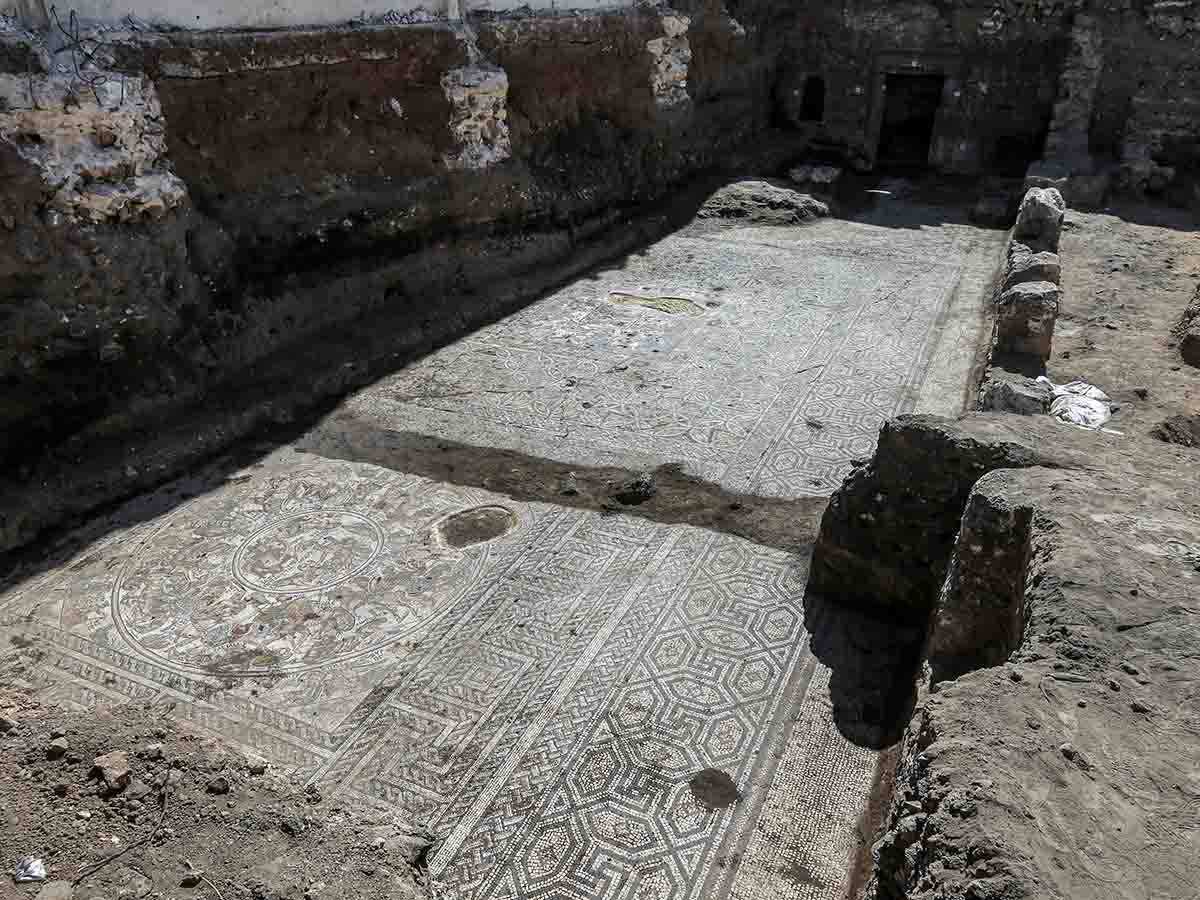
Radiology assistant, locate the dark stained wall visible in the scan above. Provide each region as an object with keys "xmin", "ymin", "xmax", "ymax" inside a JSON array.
[{"xmin": 770, "ymin": 0, "xmax": 1200, "ymax": 187}]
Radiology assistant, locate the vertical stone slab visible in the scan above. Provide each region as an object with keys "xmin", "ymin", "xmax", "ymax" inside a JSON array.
[
  {"xmin": 994, "ymin": 281, "xmax": 1060, "ymax": 362},
  {"xmin": 928, "ymin": 470, "xmax": 1036, "ymax": 683},
  {"xmin": 441, "ymin": 63, "xmax": 512, "ymax": 171},
  {"xmin": 646, "ymin": 12, "xmax": 691, "ymax": 109},
  {"xmin": 0, "ymin": 72, "xmax": 188, "ymax": 223}
]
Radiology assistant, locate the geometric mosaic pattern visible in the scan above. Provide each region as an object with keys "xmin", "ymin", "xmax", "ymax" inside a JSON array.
[
  {"xmin": 0, "ymin": 211, "xmax": 1003, "ymax": 900},
  {"xmin": 347, "ymin": 221, "xmax": 988, "ymax": 498}
]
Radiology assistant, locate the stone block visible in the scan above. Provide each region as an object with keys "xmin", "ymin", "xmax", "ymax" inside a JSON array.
[
  {"xmin": 1013, "ymin": 187, "xmax": 1066, "ymax": 251},
  {"xmin": 978, "ymin": 368, "xmax": 1052, "ymax": 415},
  {"xmin": 0, "ymin": 71, "xmax": 189, "ymax": 224},
  {"xmin": 995, "ymin": 281, "xmax": 1060, "ymax": 362},
  {"xmin": 1004, "ymin": 244, "xmax": 1061, "ymax": 288},
  {"xmin": 646, "ymin": 14, "xmax": 692, "ymax": 109},
  {"xmin": 928, "ymin": 470, "xmax": 1035, "ymax": 682}
]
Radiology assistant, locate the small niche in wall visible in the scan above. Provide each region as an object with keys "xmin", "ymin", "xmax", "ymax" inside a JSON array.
[{"xmin": 801, "ymin": 75, "xmax": 826, "ymax": 123}]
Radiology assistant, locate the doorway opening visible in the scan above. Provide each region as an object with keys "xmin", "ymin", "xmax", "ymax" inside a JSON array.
[
  {"xmin": 877, "ymin": 73, "xmax": 945, "ymax": 168},
  {"xmin": 800, "ymin": 75, "xmax": 826, "ymax": 123}
]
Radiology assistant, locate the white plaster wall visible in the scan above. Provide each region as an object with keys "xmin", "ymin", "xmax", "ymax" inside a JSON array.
[
  {"xmin": 15, "ymin": 0, "xmax": 443, "ymax": 29},
  {"xmin": 12, "ymin": 0, "xmax": 636, "ymax": 29},
  {"xmin": 467, "ymin": 0, "xmax": 634, "ymax": 11}
]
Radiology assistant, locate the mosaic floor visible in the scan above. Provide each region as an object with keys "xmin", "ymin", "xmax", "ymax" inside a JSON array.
[{"xmin": 0, "ymin": 202, "xmax": 1003, "ymax": 900}]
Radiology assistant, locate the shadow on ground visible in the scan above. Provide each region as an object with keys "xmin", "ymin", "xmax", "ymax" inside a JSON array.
[
  {"xmin": 802, "ymin": 592, "xmax": 924, "ymax": 750},
  {"xmin": 297, "ymin": 417, "xmax": 827, "ymax": 554}
]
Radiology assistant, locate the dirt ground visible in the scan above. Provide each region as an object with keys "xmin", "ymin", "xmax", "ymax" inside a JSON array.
[
  {"xmin": 1050, "ymin": 203, "xmax": 1200, "ymax": 437},
  {"xmin": 814, "ymin": 412, "xmax": 1200, "ymax": 900},
  {"xmin": 0, "ymin": 645, "xmax": 432, "ymax": 900}
]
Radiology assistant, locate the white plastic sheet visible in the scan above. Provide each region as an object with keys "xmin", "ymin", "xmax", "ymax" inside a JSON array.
[
  {"xmin": 14, "ymin": 856, "xmax": 46, "ymax": 882},
  {"xmin": 1037, "ymin": 377, "xmax": 1112, "ymax": 429}
]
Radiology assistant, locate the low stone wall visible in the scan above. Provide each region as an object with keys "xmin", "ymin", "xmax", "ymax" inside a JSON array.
[
  {"xmin": 806, "ymin": 414, "xmax": 1085, "ymax": 619},
  {"xmin": 976, "ymin": 186, "xmax": 1066, "ymax": 415}
]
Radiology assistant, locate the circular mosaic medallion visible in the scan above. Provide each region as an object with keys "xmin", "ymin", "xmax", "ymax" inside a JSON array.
[
  {"xmin": 231, "ymin": 510, "xmax": 384, "ymax": 595},
  {"xmin": 111, "ymin": 465, "xmax": 517, "ymax": 676}
]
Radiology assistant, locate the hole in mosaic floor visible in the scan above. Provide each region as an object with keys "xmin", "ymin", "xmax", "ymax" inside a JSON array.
[
  {"xmin": 437, "ymin": 505, "xmax": 518, "ymax": 548},
  {"xmin": 688, "ymin": 768, "xmax": 742, "ymax": 810}
]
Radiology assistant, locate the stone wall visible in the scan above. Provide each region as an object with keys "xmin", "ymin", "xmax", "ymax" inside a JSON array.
[
  {"xmin": 977, "ymin": 186, "xmax": 1066, "ymax": 415},
  {"xmin": 806, "ymin": 414, "xmax": 1081, "ymax": 619},
  {"xmin": 0, "ymin": 3, "xmax": 775, "ymax": 549},
  {"xmin": 2, "ymin": 0, "xmax": 1199, "ymax": 548},
  {"xmin": 772, "ymin": 0, "xmax": 1068, "ymax": 173},
  {"xmin": 1117, "ymin": 1, "xmax": 1200, "ymax": 204},
  {"xmin": 769, "ymin": 0, "xmax": 1200, "ymax": 189},
  {"xmin": 10, "ymin": 0, "xmax": 638, "ymax": 30},
  {"xmin": 1032, "ymin": 1, "xmax": 1200, "ymax": 207}
]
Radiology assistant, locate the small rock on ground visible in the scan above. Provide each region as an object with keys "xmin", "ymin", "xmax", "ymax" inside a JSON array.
[
  {"xmin": 93, "ymin": 750, "xmax": 131, "ymax": 792},
  {"xmin": 612, "ymin": 473, "xmax": 656, "ymax": 506},
  {"xmin": 46, "ymin": 737, "xmax": 69, "ymax": 759},
  {"xmin": 1151, "ymin": 414, "xmax": 1200, "ymax": 448},
  {"xmin": 788, "ymin": 164, "xmax": 842, "ymax": 187}
]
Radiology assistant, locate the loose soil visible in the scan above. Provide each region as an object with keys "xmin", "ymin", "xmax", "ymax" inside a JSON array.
[
  {"xmin": 1050, "ymin": 203, "xmax": 1200, "ymax": 437},
  {"xmin": 0, "ymin": 644, "xmax": 432, "ymax": 900}
]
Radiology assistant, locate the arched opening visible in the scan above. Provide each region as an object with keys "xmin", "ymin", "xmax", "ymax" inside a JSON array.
[{"xmin": 801, "ymin": 75, "xmax": 826, "ymax": 123}]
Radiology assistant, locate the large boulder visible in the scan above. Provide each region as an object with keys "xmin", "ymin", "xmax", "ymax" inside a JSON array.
[
  {"xmin": 698, "ymin": 179, "xmax": 830, "ymax": 225},
  {"xmin": 995, "ymin": 281, "xmax": 1060, "ymax": 361},
  {"xmin": 1013, "ymin": 187, "xmax": 1066, "ymax": 251}
]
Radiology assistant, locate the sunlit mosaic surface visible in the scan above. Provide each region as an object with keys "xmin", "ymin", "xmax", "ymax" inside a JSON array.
[{"xmin": 0, "ymin": 209, "xmax": 1002, "ymax": 899}]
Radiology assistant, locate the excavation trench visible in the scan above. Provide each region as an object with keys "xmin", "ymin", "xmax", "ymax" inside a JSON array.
[{"xmin": 0, "ymin": 178, "xmax": 1004, "ymax": 899}]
